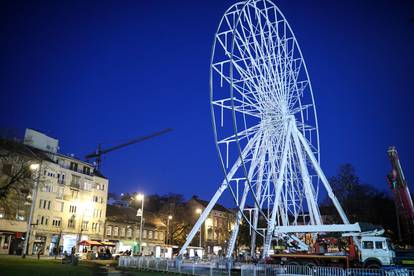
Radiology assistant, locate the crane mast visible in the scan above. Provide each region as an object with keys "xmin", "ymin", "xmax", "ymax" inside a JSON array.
[{"xmin": 387, "ymin": 146, "xmax": 414, "ymax": 246}]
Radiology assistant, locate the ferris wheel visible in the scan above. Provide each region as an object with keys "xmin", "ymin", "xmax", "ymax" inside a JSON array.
[{"xmin": 179, "ymin": 0, "xmax": 359, "ymax": 258}]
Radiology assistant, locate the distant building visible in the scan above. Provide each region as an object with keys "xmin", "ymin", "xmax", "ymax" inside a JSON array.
[
  {"xmin": 0, "ymin": 129, "xmax": 108, "ymax": 255},
  {"xmin": 104, "ymin": 204, "xmax": 166, "ymax": 257},
  {"xmin": 187, "ymin": 196, "xmax": 235, "ymax": 256}
]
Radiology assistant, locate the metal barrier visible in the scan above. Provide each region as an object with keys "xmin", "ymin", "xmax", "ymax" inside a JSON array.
[
  {"xmin": 119, "ymin": 256, "xmax": 233, "ymax": 275},
  {"xmin": 240, "ymin": 264, "xmax": 412, "ymax": 276},
  {"xmin": 119, "ymin": 256, "xmax": 414, "ymax": 276}
]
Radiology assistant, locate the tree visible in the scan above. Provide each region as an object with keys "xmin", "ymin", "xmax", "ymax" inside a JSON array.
[
  {"xmin": 0, "ymin": 139, "xmax": 38, "ymax": 199},
  {"xmin": 323, "ymin": 163, "xmax": 397, "ymax": 240},
  {"xmin": 0, "ymin": 138, "xmax": 45, "ymax": 221}
]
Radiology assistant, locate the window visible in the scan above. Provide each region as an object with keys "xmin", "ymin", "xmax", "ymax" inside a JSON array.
[
  {"xmin": 52, "ymin": 217, "xmax": 61, "ymax": 227},
  {"xmin": 69, "ymin": 205, "xmax": 77, "ymax": 213},
  {"xmin": 57, "ymin": 173, "xmax": 65, "ymax": 185},
  {"xmin": 96, "ymin": 184, "xmax": 100, "ymax": 190},
  {"xmin": 82, "ymin": 221, "xmax": 88, "ymax": 230},
  {"xmin": 0, "ymin": 208, "xmax": 5, "ymax": 219},
  {"xmin": 106, "ymin": 226, "xmax": 112, "ymax": 236},
  {"xmin": 127, "ymin": 228, "xmax": 132, "ymax": 238},
  {"xmin": 70, "ymin": 162, "xmax": 78, "ymax": 171},
  {"xmin": 363, "ymin": 241, "xmax": 374, "ymax": 249},
  {"xmin": 16, "ymin": 210, "xmax": 25, "ymax": 221},
  {"xmin": 93, "ymin": 196, "xmax": 98, "ymax": 203},
  {"xmin": 71, "ymin": 175, "xmax": 80, "ymax": 188},
  {"xmin": 154, "ymin": 231, "xmax": 158, "ymax": 240},
  {"xmin": 37, "ymin": 215, "xmax": 49, "ymax": 226},
  {"xmin": 42, "ymin": 183, "xmax": 53, "ymax": 193},
  {"xmin": 82, "ymin": 180, "xmax": 92, "ymax": 191},
  {"xmin": 143, "ymin": 230, "xmax": 147, "ymax": 239},
  {"xmin": 39, "ymin": 199, "xmax": 51, "ymax": 210},
  {"xmin": 159, "ymin": 232, "xmax": 164, "ymax": 241},
  {"xmin": 92, "ymin": 222, "xmax": 98, "ymax": 232},
  {"xmin": 101, "ymin": 184, "xmax": 105, "ymax": 190},
  {"xmin": 120, "ymin": 227, "xmax": 125, "ymax": 237},
  {"xmin": 99, "ymin": 209, "xmax": 102, "ymax": 218},
  {"xmin": 68, "ymin": 218, "xmax": 76, "ymax": 228},
  {"xmin": 113, "ymin": 226, "xmax": 119, "ymax": 237},
  {"xmin": 71, "ymin": 190, "xmax": 78, "ymax": 199},
  {"xmin": 148, "ymin": 231, "xmax": 153, "ymax": 239},
  {"xmin": 375, "ymin": 241, "xmax": 385, "ymax": 249},
  {"xmin": 83, "ymin": 166, "xmax": 90, "ymax": 175}
]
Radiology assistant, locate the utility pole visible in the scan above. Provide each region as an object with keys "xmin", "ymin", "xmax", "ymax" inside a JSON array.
[
  {"xmin": 22, "ymin": 162, "xmax": 41, "ymax": 258},
  {"xmin": 135, "ymin": 194, "xmax": 145, "ymax": 254}
]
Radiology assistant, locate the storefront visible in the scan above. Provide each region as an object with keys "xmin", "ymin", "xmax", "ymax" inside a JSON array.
[
  {"xmin": 32, "ymin": 235, "xmax": 47, "ymax": 255},
  {"xmin": 62, "ymin": 234, "xmax": 77, "ymax": 254},
  {"xmin": 1, "ymin": 232, "xmax": 25, "ymax": 255},
  {"xmin": 48, "ymin": 234, "xmax": 61, "ymax": 256}
]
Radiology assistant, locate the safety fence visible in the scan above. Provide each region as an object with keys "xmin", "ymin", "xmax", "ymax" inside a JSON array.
[
  {"xmin": 118, "ymin": 256, "xmax": 233, "ymax": 275},
  {"xmin": 119, "ymin": 256, "xmax": 414, "ymax": 276},
  {"xmin": 240, "ymin": 264, "xmax": 413, "ymax": 276}
]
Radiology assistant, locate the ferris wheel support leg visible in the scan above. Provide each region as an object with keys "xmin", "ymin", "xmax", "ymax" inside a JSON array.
[
  {"xmin": 291, "ymin": 127, "xmax": 321, "ymax": 225},
  {"xmin": 226, "ymin": 182, "xmax": 249, "ymax": 259},
  {"xmin": 250, "ymin": 161, "xmax": 265, "ymax": 257},
  {"xmin": 263, "ymin": 120, "xmax": 293, "ymax": 257},
  {"xmin": 178, "ymin": 182, "xmax": 228, "ymax": 257},
  {"xmin": 295, "ymin": 126, "xmax": 350, "ymax": 225}
]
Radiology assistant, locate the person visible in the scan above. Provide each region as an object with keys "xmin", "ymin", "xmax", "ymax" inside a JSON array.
[{"xmin": 37, "ymin": 247, "xmax": 42, "ymax": 260}]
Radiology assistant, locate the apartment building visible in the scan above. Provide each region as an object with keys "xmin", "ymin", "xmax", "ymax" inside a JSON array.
[
  {"xmin": 187, "ymin": 196, "xmax": 235, "ymax": 256},
  {"xmin": 0, "ymin": 129, "xmax": 108, "ymax": 255},
  {"xmin": 104, "ymin": 204, "xmax": 166, "ymax": 257}
]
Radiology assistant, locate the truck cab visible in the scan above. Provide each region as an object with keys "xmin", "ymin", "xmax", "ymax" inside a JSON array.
[{"xmin": 359, "ymin": 236, "xmax": 395, "ymax": 268}]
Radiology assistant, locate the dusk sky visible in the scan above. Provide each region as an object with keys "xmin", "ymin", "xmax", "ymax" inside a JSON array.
[{"xmin": 1, "ymin": 0, "xmax": 413, "ymax": 206}]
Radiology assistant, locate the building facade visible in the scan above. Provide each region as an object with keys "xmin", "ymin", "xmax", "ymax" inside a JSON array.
[
  {"xmin": 187, "ymin": 197, "xmax": 235, "ymax": 256},
  {"xmin": 104, "ymin": 204, "xmax": 166, "ymax": 257},
  {"xmin": 0, "ymin": 129, "xmax": 108, "ymax": 255}
]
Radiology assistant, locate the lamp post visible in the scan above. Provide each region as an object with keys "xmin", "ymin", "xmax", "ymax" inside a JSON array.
[
  {"xmin": 135, "ymin": 193, "xmax": 144, "ymax": 254},
  {"xmin": 196, "ymin": 208, "xmax": 202, "ymax": 248},
  {"xmin": 166, "ymin": 215, "xmax": 172, "ymax": 245},
  {"xmin": 22, "ymin": 162, "xmax": 41, "ymax": 258}
]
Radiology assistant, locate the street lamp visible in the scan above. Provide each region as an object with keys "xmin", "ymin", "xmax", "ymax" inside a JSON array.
[
  {"xmin": 166, "ymin": 215, "xmax": 172, "ymax": 245},
  {"xmin": 195, "ymin": 208, "xmax": 202, "ymax": 248},
  {"xmin": 22, "ymin": 162, "xmax": 41, "ymax": 258},
  {"xmin": 135, "ymin": 193, "xmax": 144, "ymax": 254}
]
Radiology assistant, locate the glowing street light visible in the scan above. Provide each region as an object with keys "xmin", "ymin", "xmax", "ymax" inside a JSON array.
[
  {"xmin": 135, "ymin": 193, "xmax": 145, "ymax": 254},
  {"xmin": 22, "ymin": 162, "xmax": 41, "ymax": 258},
  {"xmin": 195, "ymin": 208, "xmax": 202, "ymax": 248},
  {"xmin": 166, "ymin": 215, "xmax": 173, "ymax": 245}
]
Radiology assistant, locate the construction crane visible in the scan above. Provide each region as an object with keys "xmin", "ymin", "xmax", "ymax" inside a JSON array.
[
  {"xmin": 386, "ymin": 146, "xmax": 414, "ymax": 246},
  {"xmin": 85, "ymin": 128, "xmax": 172, "ymax": 170}
]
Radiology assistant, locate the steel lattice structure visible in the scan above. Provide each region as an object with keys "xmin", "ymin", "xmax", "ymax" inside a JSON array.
[{"xmin": 179, "ymin": 0, "xmax": 360, "ymax": 259}]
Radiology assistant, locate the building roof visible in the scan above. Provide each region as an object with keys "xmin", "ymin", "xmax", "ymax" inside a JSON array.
[
  {"xmin": 0, "ymin": 137, "xmax": 107, "ymax": 179},
  {"xmin": 105, "ymin": 204, "xmax": 166, "ymax": 228},
  {"xmin": 190, "ymin": 196, "xmax": 230, "ymax": 213},
  {"xmin": 0, "ymin": 138, "xmax": 54, "ymax": 163}
]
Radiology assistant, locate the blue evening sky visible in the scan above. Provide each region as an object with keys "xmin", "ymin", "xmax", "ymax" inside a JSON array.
[{"xmin": 1, "ymin": 0, "xmax": 413, "ymax": 205}]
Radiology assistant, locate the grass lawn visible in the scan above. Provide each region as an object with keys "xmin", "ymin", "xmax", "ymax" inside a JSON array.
[{"xmin": 0, "ymin": 255, "xmax": 96, "ymax": 275}]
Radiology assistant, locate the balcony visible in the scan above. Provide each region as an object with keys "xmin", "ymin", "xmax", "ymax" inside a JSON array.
[{"xmin": 70, "ymin": 182, "xmax": 80, "ymax": 190}]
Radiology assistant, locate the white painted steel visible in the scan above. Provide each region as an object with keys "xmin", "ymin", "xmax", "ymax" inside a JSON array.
[{"xmin": 180, "ymin": 0, "xmax": 356, "ymax": 259}]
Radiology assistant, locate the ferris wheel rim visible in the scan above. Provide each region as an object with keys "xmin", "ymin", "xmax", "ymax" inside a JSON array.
[{"xmin": 209, "ymin": 0, "xmax": 321, "ymax": 226}]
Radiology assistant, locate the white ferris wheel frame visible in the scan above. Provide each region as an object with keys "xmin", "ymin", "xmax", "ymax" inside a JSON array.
[{"xmin": 179, "ymin": 0, "xmax": 359, "ymax": 259}]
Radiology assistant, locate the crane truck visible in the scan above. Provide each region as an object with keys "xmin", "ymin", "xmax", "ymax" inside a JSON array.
[{"xmin": 267, "ymin": 146, "xmax": 414, "ymax": 269}]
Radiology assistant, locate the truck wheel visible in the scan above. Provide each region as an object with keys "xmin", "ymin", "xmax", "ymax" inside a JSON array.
[{"xmin": 364, "ymin": 260, "xmax": 381, "ymax": 269}]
